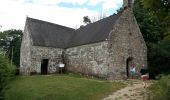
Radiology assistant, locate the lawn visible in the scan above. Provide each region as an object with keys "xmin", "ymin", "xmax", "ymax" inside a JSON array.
[{"xmin": 4, "ymin": 74, "xmax": 125, "ymax": 100}]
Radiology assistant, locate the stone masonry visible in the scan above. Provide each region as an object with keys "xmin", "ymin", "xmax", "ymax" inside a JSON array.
[
  {"xmin": 107, "ymin": 8, "xmax": 147, "ymax": 80},
  {"xmin": 20, "ymin": 0, "xmax": 147, "ymax": 80},
  {"xmin": 65, "ymin": 41, "xmax": 109, "ymax": 78},
  {"xmin": 30, "ymin": 46, "xmax": 63, "ymax": 74},
  {"xmin": 20, "ymin": 24, "xmax": 64, "ymax": 75}
]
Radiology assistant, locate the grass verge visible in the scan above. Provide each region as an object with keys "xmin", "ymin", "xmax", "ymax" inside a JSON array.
[
  {"xmin": 147, "ymin": 75, "xmax": 170, "ymax": 100},
  {"xmin": 4, "ymin": 74, "xmax": 125, "ymax": 100}
]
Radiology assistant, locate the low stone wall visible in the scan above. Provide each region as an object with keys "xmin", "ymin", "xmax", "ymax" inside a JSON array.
[
  {"xmin": 30, "ymin": 46, "xmax": 64, "ymax": 74},
  {"xmin": 65, "ymin": 41, "xmax": 109, "ymax": 78}
]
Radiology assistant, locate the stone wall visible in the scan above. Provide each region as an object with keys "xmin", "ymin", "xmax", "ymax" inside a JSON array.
[
  {"xmin": 20, "ymin": 7, "xmax": 147, "ymax": 79},
  {"xmin": 20, "ymin": 23, "xmax": 64, "ymax": 75},
  {"xmin": 107, "ymin": 8, "xmax": 147, "ymax": 80},
  {"xmin": 65, "ymin": 41, "xmax": 109, "ymax": 78},
  {"xmin": 30, "ymin": 46, "xmax": 63, "ymax": 74},
  {"xmin": 20, "ymin": 24, "xmax": 32, "ymax": 75}
]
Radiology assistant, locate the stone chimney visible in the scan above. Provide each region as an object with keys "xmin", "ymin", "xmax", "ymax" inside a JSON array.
[{"xmin": 123, "ymin": 0, "xmax": 134, "ymax": 7}]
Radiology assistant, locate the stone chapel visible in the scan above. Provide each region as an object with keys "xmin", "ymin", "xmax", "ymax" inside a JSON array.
[{"xmin": 20, "ymin": 0, "xmax": 147, "ymax": 80}]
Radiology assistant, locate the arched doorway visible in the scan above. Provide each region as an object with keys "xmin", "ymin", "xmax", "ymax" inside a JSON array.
[{"xmin": 126, "ymin": 57, "xmax": 133, "ymax": 78}]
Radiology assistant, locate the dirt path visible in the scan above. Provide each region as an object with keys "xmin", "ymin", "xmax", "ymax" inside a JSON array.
[{"xmin": 103, "ymin": 80, "xmax": 151, "ymax": 100}]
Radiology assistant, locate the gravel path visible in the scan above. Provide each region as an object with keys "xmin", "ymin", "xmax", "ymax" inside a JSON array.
[{"xmin": 103, "ymin": 80, "xmax": 151, "ymax": 100}]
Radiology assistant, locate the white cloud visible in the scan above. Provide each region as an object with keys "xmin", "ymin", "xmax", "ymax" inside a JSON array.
[
  {"xmin": 0, "ymin": 0, "xmax": 122, "ymax": 31},
  {"xmin": 88, "ymin": 0, "xmax": 104, "ymax": 6},
  {"xmin": 0, "ymin": 0, "xmax": 97, "ymax": 31},
  {"xmin": 19, "ymin": 0, "xmax": 88, "ymax": 5},
  {"xmin": 61, "ymin": 0, "xmax": 88, "ymax": 5},
  {"xmin": 88, "ymin": 0, "xmax": 123, "ymax": 9},
  {"xmin": 102, "ymin": 0, "xmax": 123, "ymax": 10}
]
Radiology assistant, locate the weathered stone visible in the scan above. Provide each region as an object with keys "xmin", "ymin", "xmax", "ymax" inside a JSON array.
[
  {"xmin": 20, "ymin": 1, "xmax": 147, "ymax": 80},
  {"xmin": 30, "ymin": 46, "xmax": 63, "ymax": 74},
  {"xmin": 65, "ymin": 41, "xmax": 109, "ymax": 78}
]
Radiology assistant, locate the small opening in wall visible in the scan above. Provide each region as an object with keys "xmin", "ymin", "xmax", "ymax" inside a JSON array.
[
  {"xmin": 41, "ymin": 59, "xmax": 49, "ymax": 75},
  {"xmin": 126, "ymin": 57, "xmax": 133, "ymax": 78},
  {"xmin": 128, "ymin": 0, "xmax": 132, "ymax": 7},
  {"xmin": 129, "ymin": 32, "xmax": 132, "ymax": 35}
]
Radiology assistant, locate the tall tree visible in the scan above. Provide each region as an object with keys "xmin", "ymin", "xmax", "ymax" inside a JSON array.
[
  {"xmin": 142, "ymin": 0, "xmax": 170, "ymax": 35},
  {"xmin": 133, "ymin": 0, "xmax": 165, "ymax": 45},
  {"xmin": 133, "ymin": 0, "xmax": 170, "ymax": 77},
  {"xmin": 142, "ymin": 0, "xmax": 170, "ymax": 20},
  {"xmin": 0, "ymin": 30, "xmax": 23, "ymax": 67}
]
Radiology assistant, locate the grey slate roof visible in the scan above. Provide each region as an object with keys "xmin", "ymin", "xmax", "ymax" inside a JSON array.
[
  {"xmin": 27, "ymin": 18, "xmax": 75, "ymax": 48},
  {"xmin": 26, "ymin": 13, "xmax": 121, "ymax": 48},
  {"xmin": 69, "ymin": 14, "xmax": 120, "ymax": 47}
]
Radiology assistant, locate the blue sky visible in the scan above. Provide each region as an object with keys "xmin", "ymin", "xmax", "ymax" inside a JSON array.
[{"xmin": 0, "ymin": 0, "xmax": 123, "ymax": 31}]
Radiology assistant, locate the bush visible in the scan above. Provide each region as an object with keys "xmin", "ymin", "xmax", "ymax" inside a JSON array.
[
  {"xmin": 148, "ymin": 35, "xmax": 170, "ymax": 77},
  {"xmin": 148, "ymin": 75, "xmax": 170, "ymax": 100},
  {"xmin": 0, "ymin": 54, "xmax": 16, "ymax": 99}
]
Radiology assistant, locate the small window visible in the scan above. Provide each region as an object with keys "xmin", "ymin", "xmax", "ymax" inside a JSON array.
[
  {"xmin": 129, "ymin": 32, "xmax": 132, "ymax": 35},
  {"xmin": 128, "ymin": 0, "xmax": 132, "ymax": 7}
]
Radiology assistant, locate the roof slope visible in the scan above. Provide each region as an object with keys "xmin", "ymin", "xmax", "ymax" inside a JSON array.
[
  {"xmin": 26, "ymin": 13, "xmax": 120, "ymax": 48},
  {"xmin": 27, "ymin": 18, "xmax": 75, "ymax": 48},
  {"xmin": 69, "ymin": 14, "xmax": 120, "ymax": 47}
]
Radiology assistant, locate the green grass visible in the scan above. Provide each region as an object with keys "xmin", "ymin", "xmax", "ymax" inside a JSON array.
[
  {"xmin": 4, "ymin": 74, "xmax": 125, "ymax": 100},
  {"xmin": 148, "ymin": 75, "xmax": 170, "ymax": 100}
]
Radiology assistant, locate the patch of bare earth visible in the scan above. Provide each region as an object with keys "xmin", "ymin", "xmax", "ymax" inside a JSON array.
[{"xmin": 103, "ymin": 80, "xmax": 152, "ymax": 100}]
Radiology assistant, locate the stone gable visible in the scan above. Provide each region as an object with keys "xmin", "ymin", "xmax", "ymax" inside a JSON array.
[{"xmin": 20, "ymin": 5, "xmax": 147, "ymax": 80}]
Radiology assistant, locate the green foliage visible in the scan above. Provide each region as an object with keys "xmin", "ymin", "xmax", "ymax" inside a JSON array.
[
  {"xmin": 133, "ymin": 0, "xmax": 170, "ymax": 76},
  {"xmin": 116, "ymin": 7, "xmax": 124, "ymax": 13},
  {"xmin": 4, "ymin": 75, "xmax": 125, "ymax": 100},
  {"xmin": 142, "ymin": 0, "xmax": 170, "ymax": 21},
  {"xmin": 148, "ymin": 75, "xmax": 170, "ymax": 100},
  {"xmin": 83, "ymin": 16, "xmax": 91, "ymax": 24},
  {"xmin": 0, "ymin": 29, "xmax": 23, "ymax": 67},
  {"xmin": 133, "ymin": 0, "xmax": 165, "ymax": 45},
  {"xmin": 0, "ymin": 54, "xmax": 16, "ymax": 99},
  {"xmin": 149, "ymin": 36, "xmax": 170, "ymax": 75},
  {"xmin": 142, "ymin": 0, "xmax": 170, "ymax": 36},
  {"xmin": 0, "ymin": 49, "xmax": 5, "ymax": 56}
]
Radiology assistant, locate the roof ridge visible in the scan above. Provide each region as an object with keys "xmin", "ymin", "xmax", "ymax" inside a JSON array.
[
  {"xmin": 27, "ymin": 17, "xmax": 76, "ymax": 31},
  {"xmin": 76, "ymin": 13, "xmax": 121, "ymax": 30},
  {"xmin": 25, "ymin": 12, "xmax": 123, "ymax": 48}
]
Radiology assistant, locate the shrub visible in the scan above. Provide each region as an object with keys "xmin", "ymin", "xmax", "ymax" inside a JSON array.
[
  {"xmin": 0, "ymin": 54, "xmax": 16, "ymax": 99},
  {"xmin": 148, "ymin": 75, "xmax": 170, "ymax": 100}
]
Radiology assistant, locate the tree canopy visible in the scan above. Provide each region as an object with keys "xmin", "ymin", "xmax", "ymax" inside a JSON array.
[
  {"xmin": 142, "ymin": 0, "xmax": 170, "ymax": 20},
  {"xmin": 133, "ymin": 0, "xmax": 170, "ymax": 77},
  {"xmin": 83, "ymin": 16, "xmax": 91, "ymax": 25},
  {"xmin": 0, "ymin": 30, "xmax": 23, "ymax": 67}
]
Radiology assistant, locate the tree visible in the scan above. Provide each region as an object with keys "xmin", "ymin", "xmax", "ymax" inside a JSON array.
[
  {"xmin": 133, "ymin": 0, "xmax": 165, "ymax": 45},
  {"xmin": 142, "ymin": 0, "xmax": 170, "ymax": 20},
  {"xmin": 149, "ymin": 35, "xmax": 170, "ymax": 75},
  {"xmin": 91, "ymin": 12, "xmax": 107, "ymax": 22},
  {"xmin": 83, "ymin": 16, "xmax": 91, "ymax": 24},
  {"xmin": 83, "ymin": 13, "xmax": 107, "ymax": 25},
  {"xmin": 142, "ymin": 0, "xmax": 170, "ymax": 36},
  {"xmin": 0, "ymin": 30, "xmax": 23, "ymax": 67},
  {"xmin": 133, "ymin": 0, "xmax": 170, "ymax": 77}
]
